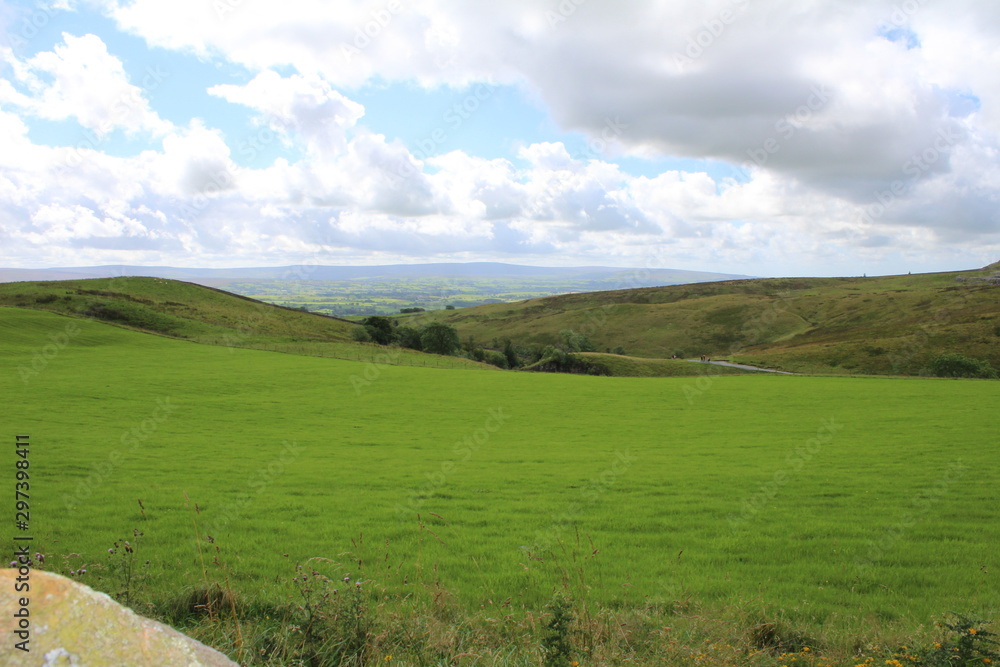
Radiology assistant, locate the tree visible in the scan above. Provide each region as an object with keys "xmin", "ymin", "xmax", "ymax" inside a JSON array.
[
  {"xmin": 420, "ymin": 322, "xmax": 460, "ymax": 355},
  {"xmin": 928, "ymin": 353, "xmax": 997, "ymax": 379},
  {"xmin": 396, "ymin": 325, "xmax": 423, "ymax": 351},
  {"xmin": 559, "ymin": 329, "xmax": 595, "ymax": 353},
  {"xmin": 502, "ymin": 338, "xmax": 520, "ymax": 368},
  {"xmin": 361, "ymin": 316, "xmax": 396, "ymax": 345}
]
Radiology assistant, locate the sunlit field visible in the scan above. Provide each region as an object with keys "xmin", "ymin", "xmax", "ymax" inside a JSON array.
[{"xmin": 2, "ymin": 307, "xmax": 997, "ymax": 664}]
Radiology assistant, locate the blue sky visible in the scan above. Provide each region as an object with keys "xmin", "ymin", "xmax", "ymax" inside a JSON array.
[{"xmin": 1, "ymin": 0, "xmax": 998, "ymax": 276}]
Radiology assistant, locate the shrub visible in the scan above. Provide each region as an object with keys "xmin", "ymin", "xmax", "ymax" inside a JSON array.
[
  {"xmin": 350, "ymin": 326, "xmax": 372, "ymax": 343},
  {"xmin": 541, "ymin": 594, "xmax": 575, "ymax": 666},
  {"xmin": 927, "ymin": 353, "xmax": 997, "ymax": 379},
  {"xmin": 483, "ymin": 349, "xmax": 508, "ymax": 369}
]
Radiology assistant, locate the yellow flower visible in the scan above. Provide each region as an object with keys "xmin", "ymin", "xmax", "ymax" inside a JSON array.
[
  {"xmin": 970, "ymin": 628, "xmax": 979, "ymax": 635},
  {"xmin": 384, "ymin": 657, "xmax": 392, "ymax": 662},
  {"xmin": 571, "ymin": 663, "xmax": 580, "ymax": 667}
]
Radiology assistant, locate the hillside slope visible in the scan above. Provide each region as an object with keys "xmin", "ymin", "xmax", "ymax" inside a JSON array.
[
  {"xmin": 0, "ymin": 277, "xmax": 492, "ymax": 371},
  {"xmin": 403, "ymin": 265, "xmax": 1000, "ymax": 375}
]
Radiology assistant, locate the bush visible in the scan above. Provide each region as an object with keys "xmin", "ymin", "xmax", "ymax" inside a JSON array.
[
  {"xmin": 350, "ymin": 326, "xmax": 372, "ymax": 343},
  {"xmin": 483, "ymin": 350, "xmax": 508, "ymax": 369},
  {"xmin": 927, "ymin": 353, "xmax": 997, "ymax": 379}
]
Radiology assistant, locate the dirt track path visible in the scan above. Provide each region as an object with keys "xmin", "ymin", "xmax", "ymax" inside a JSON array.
[{"xmin": 688, "ymin": 359, "xmax": 795, "ymax": 375}]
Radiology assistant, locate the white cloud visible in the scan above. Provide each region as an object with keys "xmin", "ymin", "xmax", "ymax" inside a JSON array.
[
  {"xmin": 1, "ymin": 1, "xmax": 999, "ymax": 273},
  {"xmin": 2, "ymin": 33, "xmax": 171, "ymax": 137},
  {"xmin": 208, "ymin": 71, "xmax": 365, "ymax": 157}
]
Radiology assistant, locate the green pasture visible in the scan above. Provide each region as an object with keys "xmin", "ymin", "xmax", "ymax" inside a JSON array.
[{"xmin": 2, "ymin": 306, "xmax": 997, "ymax": 655}]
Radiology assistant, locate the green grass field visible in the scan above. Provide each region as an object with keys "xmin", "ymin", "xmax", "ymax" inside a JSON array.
[{"xmin": 2, "ymin": 306, "xmax": 998, "ymax": 664}]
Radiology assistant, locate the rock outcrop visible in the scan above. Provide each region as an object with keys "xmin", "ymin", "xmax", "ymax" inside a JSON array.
[{"xmin": 0, "ymin": 568, "xmax": 237, "ymax": 666}]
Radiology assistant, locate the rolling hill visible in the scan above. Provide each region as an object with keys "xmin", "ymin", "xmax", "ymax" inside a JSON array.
[
  {"xmin": 399, "ymin": 263, "xmax": 1000, "ymax": 376},
  {"xmin": 0, "ymin": 277, "xmax": 492, "ymax": 371}
]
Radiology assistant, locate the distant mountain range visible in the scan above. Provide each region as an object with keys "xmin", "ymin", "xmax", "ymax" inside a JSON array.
[{"xmin": 0, "ymin": 263, "xmax": 752, "ymax": 286}]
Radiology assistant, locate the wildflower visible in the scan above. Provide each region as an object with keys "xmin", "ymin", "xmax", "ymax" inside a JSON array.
[
  {"xmin": 385, "ymin": 657, "xmax": 392, "ymax": 662},
  {"xmin": 970, "ymin": 628, "xmax": 979, "ymax": 635}
]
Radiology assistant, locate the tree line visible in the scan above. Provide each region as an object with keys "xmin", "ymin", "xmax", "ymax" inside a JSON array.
[{"xmin": 351, "ymin": 317, "xmax": 625, "ymax": 373}]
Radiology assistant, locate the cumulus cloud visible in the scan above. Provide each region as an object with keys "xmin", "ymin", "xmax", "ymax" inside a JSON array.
[
  {"xmin": 1, "ymin": 32, "xmax": 171, "ymax": 137},
  {"xmin": 208, "ymin": 71, "xmax": 365, "ymax": 157},
  {"xmin": 1, "ymin": 1, "xmax": 999, "ymax": 273}
]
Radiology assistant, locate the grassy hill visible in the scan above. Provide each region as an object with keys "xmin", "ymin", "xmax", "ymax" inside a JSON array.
[
  {"xmin": 0, "ymin": 277, "xmax": 492, "ymax": 371},
  {"xmin": 2, "ymin": 307, "xmax": 998, "ymax": 664},
  {"xmin": 403, "ymin": 264, "xmax": 1000, "ymax": 376}
]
